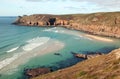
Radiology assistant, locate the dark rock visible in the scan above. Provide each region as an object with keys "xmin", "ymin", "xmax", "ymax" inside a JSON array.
[
  {"xmin": 25, "ymin": 68, "xmax": 51, "ymax": 78},
  {"xmin": 73, "ymin": 52, "xmax": 104, "ymax": 59},
  {"xmin": 54, "ymin": 53, "xmax": 61, "ymax": 56}
]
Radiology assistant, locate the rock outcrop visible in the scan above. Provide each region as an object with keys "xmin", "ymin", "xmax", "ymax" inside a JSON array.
[
  {"xmin": 25, "ymin": 68, "xmax": 51, "ymax": 78},
  {"xmin": 32, "ymin": 48, "xmax": 120, "ymax": 79},
  {"xmin": 13, "ymin": 15, "xmax": 70, "ymax": 26},
  {"xmin": 73, "ymin": 52, "xmax": 104, "ymax": 59},
  {"xmin": 13, "ymin": 12, "xmax": 120, "ymax": 38}
]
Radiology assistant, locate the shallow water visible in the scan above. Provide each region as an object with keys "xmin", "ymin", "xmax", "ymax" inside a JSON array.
[{"xmin": 0, "ymin": 17, "xmax": 120, "ymax": 79}]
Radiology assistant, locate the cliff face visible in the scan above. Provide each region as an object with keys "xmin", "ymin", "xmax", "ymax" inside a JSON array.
[
  {"xmin": 13, "ymin": 12, "xmax": 120, "ymax": 38},
  {"xmin": 13, "ymin": 14, "xmax": 70, "ymax": 26},
  {"xmin": 32, "ymin": 48, "xmax": 120, "ymax": 79}
]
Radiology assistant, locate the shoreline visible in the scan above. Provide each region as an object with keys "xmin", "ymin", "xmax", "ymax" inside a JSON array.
[
  {"xmin": 32, "ymin": 48, "xmax": 120, "ymax": 79},
  {"xmin": 84, "ymin": 34, "xmax": 114, "ymax": 42},
  {"xmin": 13, "ymin": 12, "xmax": 120, "ymax": 38},
  {"xmin": 0, "ymin": 39, "xmax": 64, "ymax": 74},
  {"xmin": 63, "ymin": 25, "xmax": 120, "ymax": 39}
]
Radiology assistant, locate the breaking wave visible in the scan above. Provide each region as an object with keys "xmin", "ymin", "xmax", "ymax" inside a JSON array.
[
  {"xmin": 6, "ymin": 47, "xmax": 19, "ymax": 53},
  {"xmin": 0, "ymin": 37, "xmax": 50, "ymax": 70},
  {"xmin": 43, "ymin": 27, "xmax": 64, "ymax": 33},
  {"xmin": 43, "ymin": 27, "xmax": 92, "ymax": 40},
  {"xmin": 0, "ymin": 53, "xmax": 22, "ymax": 70},
  {"xmin": 43, "ymin": 27, "xmax": 57, "ymax": 32},
  {"xmin": 0, "ymin": 37, "xmax": 63, "ymax": 72},
  {"xmin": 22, "ymin": 37, "xmax": 50, "ymax": 51}
]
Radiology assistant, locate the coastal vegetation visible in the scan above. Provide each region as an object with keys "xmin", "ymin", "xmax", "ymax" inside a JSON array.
[{"xmin": 32, "ymin": 48, "xmax": 120, "ymax": 79}]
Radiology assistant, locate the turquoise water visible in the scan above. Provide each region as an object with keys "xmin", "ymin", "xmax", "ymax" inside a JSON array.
[{"xmin": 0, "ymin": 17, "xmax": 120, "ymax": 79}]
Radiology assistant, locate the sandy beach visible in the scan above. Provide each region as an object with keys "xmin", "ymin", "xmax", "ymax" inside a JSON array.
[{"xmin": 85, "ymin": 34, "xmax": 113, "ymax": 42}]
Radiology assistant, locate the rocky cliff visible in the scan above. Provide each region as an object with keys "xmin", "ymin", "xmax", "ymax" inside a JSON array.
[
  {"xmin": 13, "ymin": 12, "xmax": 120, "ymax": 38},
  {"xmin": 32, "ymin": 48, "xmax": 120, "ymax": 79}
]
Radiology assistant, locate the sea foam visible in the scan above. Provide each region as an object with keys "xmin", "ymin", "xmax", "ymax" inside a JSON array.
[
  {"xmin": 0, "ymin": 37, "xmax": 64, "ymax": 74},
  {"xmin": 0, "ymin": 37, "xmax": 50, "ymax": 70},
  {"xmin": 0, "ymin": 53, "xmax": 22, "ymax": 70},
  {"xmin": 6, "ymin": 47, "xmax": 19, "ymax": 53},
  {"xmin": 43, "ymin": 27, "xmax": 57, "ymax": 32},
  {"xmin": 23, "ymin": 37, "xmax": 50, "ymax": 51},
  {"xmin": 43, "ymin": 27, "xmax": 64, "ymax": 33},
  {"xmin": 43, "ymin": 27, "xmax": 92, "ymax": 40}
]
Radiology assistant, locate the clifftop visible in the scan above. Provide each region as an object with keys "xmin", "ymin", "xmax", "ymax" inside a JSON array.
[
  {"xmin": 32, "ymin": 48, "xmax": 120, "ymax": 79},
  {"xmin": 14, "ymin": 12, "xmax": 120, "ymax": 26},
  {"xmin": 13, "ymin": 12, "xmax": 120, "ymax": 38}
]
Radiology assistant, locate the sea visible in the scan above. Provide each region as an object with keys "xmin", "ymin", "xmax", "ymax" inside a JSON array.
[{"xmin": 0, "ymin": 17, "xmax": 120, "ymax": 79}]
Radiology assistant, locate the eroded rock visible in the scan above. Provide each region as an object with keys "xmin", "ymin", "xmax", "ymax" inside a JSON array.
[
  {"xmin": 25, "ymin": 68, "xmax": 51, "ymax": 78},
  {"xmin": 13, "ymin": 12, "xmax": 120, "ymax": 38}
]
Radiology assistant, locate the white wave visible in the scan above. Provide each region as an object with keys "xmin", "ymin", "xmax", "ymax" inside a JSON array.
[
  {"xmin": 23, "ymin": 37, "xmax": 50, "ymax": 51},
  {"xmin": 0, "ymin": 38, "xmax": 64, "ymax": 74},
  {"xmin": 6, "ymin": 47, "xmax": 19, "ymax": 53},
  {"xmin": 44, "ymin": 29, "xmax": 64, "ymax": 34},
  {"xmin": 0, "ymin": 37, "xmax": 64, "ymax": 75},
  {"xmin": 0, "ymin": 53, "xmax": 22, "ymax": 70},
  {"xmin": 43, "ymin": 29, "xmax": 52, "ymax": 31},
  {"xmin": 43, "ymin": 28, "xmax": 92, "ymax": 41},
  {"xmin": 54, "ymin": 30, "xmax": 59, "ymax": 33},
  {"xmin": 0, "ymin": 37, "xmax": 50, "ymax": 70},
  {"xmin": 43, "ymin": 27, "xmax": 57, "ymax": 32}
]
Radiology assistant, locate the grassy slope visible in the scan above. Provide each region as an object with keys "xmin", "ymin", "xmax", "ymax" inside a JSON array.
[
  {"xmin": 32, "ymin": 48, "xmax": 120, "ymax": 79},
  {"xmin": 70, "ymin": 12, "xmax": 120, "ymax": 26}
]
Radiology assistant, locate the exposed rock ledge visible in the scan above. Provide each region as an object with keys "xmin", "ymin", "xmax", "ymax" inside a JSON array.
[
  {"xmin": 25, "ymin": 68, "xmax": 51, "ymax": 78},
  {"xmin": 73, "ymin": 52, "xmax": 104, "ymax": 59},
  {"xmin": 32, "ymin": 48, "xmax": 120, "ymax": 79},
  {"xmin": 13, "ymin": 12, "xmax": 120, "ymax": 38}
]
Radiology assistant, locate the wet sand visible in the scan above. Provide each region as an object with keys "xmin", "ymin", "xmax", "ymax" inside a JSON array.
[{"xmin": 85, "ymin": 34, "xmax": 113, "ymax": 42}]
